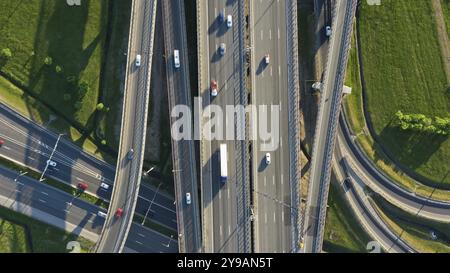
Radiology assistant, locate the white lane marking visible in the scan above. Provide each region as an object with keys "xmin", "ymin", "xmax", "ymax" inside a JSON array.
[
  {"xmin": 278, "ymin": 28, "xmax": 280, "ymax": 40},
  {"xmin": 219, "ymin": 189, "xmax": 222, "ymax": 200},
  {"xmin": 279, "ymin": 65, "xmax": 281, "ymax": 76},
  {"xmin": 17, "ymin": 182, "xmax": 24, "ymax": 186},
  {"xmin": 28, "ymin": 156, "xmax": 35, "ymax": 161},
  {"xmin": 39, "ymin": 199, "xmax": 46, "ymax": 203},
  {"xmin": 88, "ymin": 219, "xmax": 94, "ymax": 223},
  {"xmin": 225, "ymin": 81, "xmax": 228, "ymax": 90},
  {"xmin": 280, "ymin": 137, "xmax": 283, "ymax": 148},
  {"xmin": 227, "ymin": 186, "xmax": 230, "ymax": 199},
  {"xmin": 220, "ymin": 225, "xmax": 223, "ymax": 237},
  {"xmin": 264, "ymin": 177, "xmax": 267, "ymax": 187},
  {"xmin": 273, "ymin": 176, "xmax": 275, "ymax": 185},
  {"xmin": 3, "ymin": 146, "xmax": 11, "ymax": 150},
  {"xmin": 41, "ymin": 191, "xmax": 48, "ymax": 196},
  {"xmin": 135, "ymin": 241, "xmax": 143, "ymax": 245},
  {"xmin": 270, "ymin": 66, "xmax": 273, "ymax": 76},
  {"xmin": 228, "ymin": 225, "xmax": 231, "ymax": 235},
  {"xmin": 281, "ymin": 174, "xmax": 284, "ymax": 185},
  {"xmin": 138, "ymin": 233, "xmax": 145, "ymax": 238},
  {"xmin": 262, "ymin": 70, "xmax": 264, "ymax": 77},
  {"xmin": 75, "ymin": 177, "xmax": 83, "ymax": 181},
  {"xmin": 265, "ymin": 212, "xmax": 268, "ymax": 223},
  {"xmin": 282, "ymin": 210, "xmax": 285, "ymax": 222},
  {"xmin": 15, "ymin": 189, "xmax": 21, "ymax": 193},
  {"xmin": 261, "ymin": 30, "xmax": 263, "ymax": 40},
  {"xmin": 269, "ymin": 29, "xmax": 272, "ymax": 40},
  {"xmin": 273, "ymin": 211, "xmax": 276, "ymax": 223}
]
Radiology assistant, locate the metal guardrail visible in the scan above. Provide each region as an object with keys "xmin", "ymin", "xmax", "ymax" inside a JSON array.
[{"xmin": 285, "ymin": 0, "xmax": 301, "ymax": 253}]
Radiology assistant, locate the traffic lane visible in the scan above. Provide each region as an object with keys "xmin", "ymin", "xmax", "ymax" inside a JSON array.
[
  {"xmin": 0, "ymin": 105, "xmax": 115, "ymax": 176},
  {"xmin": 98, "ymin": 0, "xmax": 149, "ymax": 251},
  {"xmin": 126, "ymin": 223, "xmax": 178, "ymax": 253},
  {"xmin": 0, "ymin": 165, "xmax": 106, "ymax": 234},
  {"xmin": 135, "ymin": 195, "xmax": 177, "ymax": 230},
  {"xmin": 138, "ymin": 183, "xmax": 176, "ymax": 211},
  {"xmin": 207, "ymin": 0, "xmax": 240, "ymax": 253}
]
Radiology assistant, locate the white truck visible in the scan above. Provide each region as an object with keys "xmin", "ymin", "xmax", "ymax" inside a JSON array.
[{"xmin": 220, "ymin": 144, "xmax": 228, "ymax": 183}]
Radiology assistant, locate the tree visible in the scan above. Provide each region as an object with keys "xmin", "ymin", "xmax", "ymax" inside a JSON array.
[
  {"xmin": 101, "ymin": 139, "xmax": 107, "ymax": 146},
  {"xmin": 77, "ymin": 81, "xmax": 90, "ymax": 98},
  {"xmin": 44, "ymin": 56, "xmax": 53, "ymax": 66},
  {"xmin": 55, "ymin": 65, "xmax": 63, "ymax": 74},
  {"xmin": 0, "ymin": 48, "xmax": 12, "ymax": 60},
  {"xmin": 96, "ymin": 103, "xmax": 105, "ymax": 111}
]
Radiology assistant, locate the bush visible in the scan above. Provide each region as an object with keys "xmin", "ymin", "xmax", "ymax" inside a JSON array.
[
  {"xmin": 63, "ymin": 94, "xmax": 71, "ymax": 101},
  {"xmin": 55, "ymin": 65, "xmax": 63, "ymax": 74},
  {"xmin": 101, "ymin": 139, "xmax": 107, "ymax": 146},
  {"xmin": 78, "ymin": 81, "xmax": 90, "ymax": 98},
  {"xmin": 1, "ymin": 48, "xmax": 12, "ymax": 59},
  {"xmin": 96, "ymin": 103, "xmax": 105, "ymax": 111},
  {"xmin": 44, "ymin": 56, "xmax": 53, "ymax": 66}
]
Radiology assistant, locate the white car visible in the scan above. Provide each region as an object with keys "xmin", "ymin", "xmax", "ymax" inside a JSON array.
[
  {"xmin": 325, "ymin": 26, "xmax": 332, "ymax": 37},
  {"xmin": 97, "ymin": 211, "xmax": 107, "ymax": 218},
  {"xmin": 227, "ymin": 15, "xmax": 232, "ymax": 28},
  {"xmin": 100, "ymin": 183, "xmax": 110, "ymax": 190},
  {"xmin": 264, "ymin": 54, "xmax": 270, "ymax": 64},
  {"xmin": 265, "ymin": 153, "xmax": 271, "ymax": 165},
  {"xmin": 186, "ymin": 192, "xmax": 191, "ymax": 205},
  {"xmin": 135, "ymin": 54, "xmax": 141, "ymax": 67},
  {"xmin": 174, "ymin": 49, "xmax": 180, "ymax": 68},
  {"xmin": 219, "ymin": 43, "xmax": 226, "ymax": 56},
  {"xmin": 47, "ymin": 160, "xmax": 57, "ymax": 167}
]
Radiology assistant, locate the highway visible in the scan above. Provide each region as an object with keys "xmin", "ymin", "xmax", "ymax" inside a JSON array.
[
  {"xmin": 0, "ymin": 164, "xmax": 176, "ymax": 253},
  {"xmin": 0, "ymin": 102, "xmax": 177, "ymax": 230},
  {"xmin": 96, "ymin": 0, "xmax": 156, "ymax": 252},
  {"xmin": 250, "ymin": 0, "xmax": 297, "ymax": 253},
  {"xmin": 336, "ymin": 114, "xmax": 450, "ymax": 222},
  {"xmin": 199, "ymin": 0, "xmax": 251, "ymax": 253},
  {"xmin": 304, "ymin": 0, "xmax": 357, "ymax": 253},
  {"xmin": 162, "ymin": 0, "xmax": 201, "ymax": 253},
  {"xmin": 331, "ymin": 151, "xmax": 415, "ymax": 253}
]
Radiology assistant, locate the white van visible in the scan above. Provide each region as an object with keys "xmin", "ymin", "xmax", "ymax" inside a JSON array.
[
  {"xmin": 97, "ymin": 211, "xmax": 107, "ymax": 218},
  {"xmin": 135, "ymin": 54, "xmax": 141, "ymax": 67},
  {"xmin": 174, "ymin": 50, "xmax": 180, "ymax": 68}
]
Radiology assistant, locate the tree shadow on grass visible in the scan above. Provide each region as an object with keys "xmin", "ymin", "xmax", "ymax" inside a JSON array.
[{"xmin": 374, "ymin": 122, "xmax": 449, "ymax": 187}]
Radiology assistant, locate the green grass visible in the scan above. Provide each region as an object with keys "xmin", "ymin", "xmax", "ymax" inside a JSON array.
[
  {"xmin": 0, "ymin": 155, "xmax": 109, "ymax": 209},
  {"xmin": 359, "ymin": 0, "xmax": 450, "ymax": 185},
  {"xmin": 323, "ymin": 182, "xmax": 372, "ymax": 253},
  {"xmin": 371, "ymin": 194, "xmax": 450, "ymax": 253},
  {"xmin": 0, "ymin": 0, "xmax": 107, "ymax": 127},
  {"xmin": 0, "ymin": 205, "xmax": 93, "ymax": 253},
  {"xmin": 0, "ymin": 217, "xmax": 30, "ymax": 253},
  {"xmin": 441, "ymin": 0, "xmax": 450, "ymax": 39}
]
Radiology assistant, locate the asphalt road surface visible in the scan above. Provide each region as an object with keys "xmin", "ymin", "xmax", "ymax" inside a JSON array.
[
  {"xmin": 96, "ymin": 0, "xmax": 156, "ymax": 252},
  {"xmin": 200, "ymin": 0, "xmax": 250, "ymax": 253},
  {"xmin": 0, "ymin": 165, "xmax": 176, "ymax": 253},
  {"xmin": 304, "ymin": 0, "xmax": 356, "ymax": 253},
  {"xmin": 0, "ymin": 102, "xmax": 177, "ymax": 230},
  {"xmin": 250, "ymin": 0, "xmax": 292, "ymax": 253}
]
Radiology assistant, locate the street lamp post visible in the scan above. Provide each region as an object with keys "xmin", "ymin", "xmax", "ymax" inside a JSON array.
[
  {"xmin": 39, "ymin": 133, "xmax": 65, "ymax": 182},
  {"xmin": 165, "ymin": 235, "xmax": 174, "ymax": 248},
  {"xmin": 14, "ymin": 171, "xmax": 28, "ymax": 182}
]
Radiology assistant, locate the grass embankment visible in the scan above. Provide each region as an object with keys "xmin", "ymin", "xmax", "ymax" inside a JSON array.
[
  {"xmin": 0, "ymin": 0, "xmax": 127, "ymax": 163},
  {"xmin": 441, "ymin": 0, "xmax": 450, "ymax": 39},
  {"xmin": 0, "ymin": 217, "xmax": 29, "ymax": 253},
  {"xmin": 371, "ymin": 194, "xmax": 450, "ymax": 253},
  {"xmin": 323, "ymin": 182, "xmax": 372, "ymax": 253},
  {"xmin": 0, "ymin": 156, "xmax": 109, "ymax": 209},
  {"xmin": 357, "ymin": 0, "xmax": 450, "ymax": 186},
  {"xmin": 342, "ymin": 4, "xmax": 450, "ymax": 201},
  {"xmin": 0, "ymin": 206, "xmax": 93, "ymax": 253}
]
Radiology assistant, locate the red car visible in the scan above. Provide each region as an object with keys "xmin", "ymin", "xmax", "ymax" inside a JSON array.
[
  {"xmin": 0, "ymin": 139, "xmax": 4, "ymax": 147},
  {"xmin": 77, "ymin": 182, "xmax": 88, "ymax": 191},
  {"xmin": 115, "ymin": 208, "xmax": 123, "ymax": 218}
]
